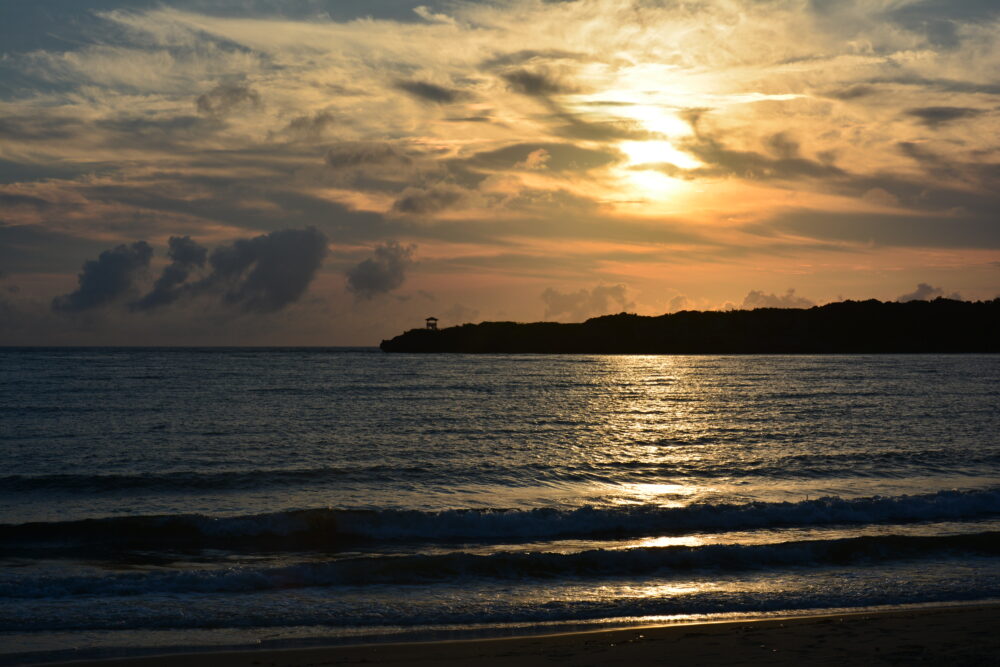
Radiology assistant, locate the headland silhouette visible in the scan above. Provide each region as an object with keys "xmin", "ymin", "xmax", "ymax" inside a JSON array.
[{"xmin": 380, "ymin": 298, "xmax": 1000, "ymax": 353}]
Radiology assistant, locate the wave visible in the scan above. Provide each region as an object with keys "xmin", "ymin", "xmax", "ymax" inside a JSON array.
[
  {"xmin": 2, "ymin": 489, "xmax": 999, "ymax": 552},
  {"xmin": 2, "ymin": 531, "xmax": 998, "ymax": 599},
  {"xmin": 3, "ymin": 450, "xmax": 997, "ymax": 493}
]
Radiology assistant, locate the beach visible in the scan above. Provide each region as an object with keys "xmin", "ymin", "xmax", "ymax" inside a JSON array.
[{"xmin": 51, "ymin": 604, "xmax": 1000, "ymax": 667}]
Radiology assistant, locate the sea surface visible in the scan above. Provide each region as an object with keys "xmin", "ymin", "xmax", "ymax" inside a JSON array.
[{"xmin": 1, "ymin": 349, "xmax": 998, "ymax": 664}]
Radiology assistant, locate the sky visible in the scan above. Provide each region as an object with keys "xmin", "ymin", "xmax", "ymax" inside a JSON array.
[{"xmin": 1, "ymin": 0, "xmax": 998, "ymax": 345}]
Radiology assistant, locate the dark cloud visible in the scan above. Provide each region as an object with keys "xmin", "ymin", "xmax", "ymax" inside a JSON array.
[
  {"xmin": 130, "ymin": 236, "xmax": 207, "ymax": 311},
  {"xmin": 325, "ymin": 142, "xmax": 412, "ymax": 169},
  {"xmin": 95, "ymin": 115, "xmax": 214, "ymax": 144},
  {"xmin": 501, "ymin": 69, "xmax": 573, "ymax": 97},
  {"xmin": 52, "ymin": 241, "xmax": 153, "ymax": 313},
  {"xmin": 278, "ymin": 111, "xmax": 339, "ymax": 140},
  {"xmin": 664, "ymin": 135, "xmax": 844, "ymax": 181},
  {"xmin": 50, "ymin": 228, "xmax": 328, "ymax": 316},
  {"xmin": 395, "ymin": 80, "xmax": 462, "ymax": 104},
  {"xmin": 466, "ymin": 142, "xmax": 620, "ymax": 172},
  {"xmin": 765, "ymin": 132, "xmax": 801, "ymax": 159},
  {"xmin": 444, "ymin": 115, "xmax": 494, "ymax": 123},
  {"xmin": 345, "ymin": 241, "xmax": 415, "ymax": 299},
  {"xmin": 859, "ymin": 75, "xmax": 1000, "ymax": 97},
  {"xmin": 741, "ymin": 288, "xmax": 814, "ymax": 309},
  {"xmin": 196, "ymin": 83, "xmax": 261, "ymax": 116},
  {"xmin": 893, "ymin": 143, "xmax": 1000, "ymax": 204},
  {"xmin": 753, "ymin": 208, "xmax": 1000, "ymax": 249},
  {"xmin": 0, "ymin": 224, "xmax": 113, "ymax": 274},
  {"xmin": 0, "ymin": 158, "xmax": 87, "ymax": 185},
  {"xmin": 0, "ymin": 115, "xmax": 83, "ymax": 141},
  {"xmin": 887, "ymin": 1, "xmax": 1000, "ymax": 47},
  {"xmin": 0, "ymin": 192, "xmax": 52, "ymax": 209},
  {"xmin": 542, "ymin": 284, "xmax": 633, "ymax": 321},
  {"xmin": 392, "ymin": 184, "xmax": 466, "ymax": 215},
  {"xmin": 197, "ymin": 227, "xmax": 329, "ymax": 312},
  {"xmin": 897, "ymin": 283, "xmax": 962, "ymax": 302},
  {"xmin": 554, "ymin": 116, "xmax": 651, "ymax": 141},
  {"xmin": 905, "ymin": 106, "xmax": 985, "ymax": 128},
  {"xmin": 824, "ymin": 84, "xmax": 879, "ymax": 100}
]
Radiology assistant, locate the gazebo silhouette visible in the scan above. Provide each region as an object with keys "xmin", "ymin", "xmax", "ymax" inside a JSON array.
[{"xmin": 425, "ymin": 316, "xmax": 438, "ymax": 330}]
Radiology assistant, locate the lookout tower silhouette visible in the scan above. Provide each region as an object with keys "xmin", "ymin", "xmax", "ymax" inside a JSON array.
[{"xmin": 425, "ymin": 316, "xmax": 438, "ymax": 330}]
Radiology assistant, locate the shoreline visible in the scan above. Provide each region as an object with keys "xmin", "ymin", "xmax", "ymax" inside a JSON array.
[{"xmin": 40, "ymin": 602, "xmax": 1000, "ymax": 667}]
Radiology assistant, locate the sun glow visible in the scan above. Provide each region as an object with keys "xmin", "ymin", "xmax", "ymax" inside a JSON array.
[
  {"xmin": 620, "ymin": 140, "xmax": 701, "ymax": 170},
  {"xmin": 616, "ymin": 105, "xmax": 693, "ymax": 138},
  {"xmin": 622, "ymin": 169, "xmax": 688, "ymax": 201}
]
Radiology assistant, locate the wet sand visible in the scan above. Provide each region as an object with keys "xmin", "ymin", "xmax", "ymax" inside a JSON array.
[{"xmin": 51, "ymin": 604, "xmax": 1000, "ymax": 667}]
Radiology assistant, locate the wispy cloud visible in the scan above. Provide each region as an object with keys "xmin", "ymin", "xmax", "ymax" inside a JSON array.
[{"xmin": 1, "ymin": 0, "xmax": 999, "ymax": 342}]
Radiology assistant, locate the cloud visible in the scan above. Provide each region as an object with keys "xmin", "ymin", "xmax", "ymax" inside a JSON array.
[
  {"xmin": 346, "ymin": 241, "xmax": 416, "ymax": 299},
  {"xmin": 756, "ymin": 208, "xmax": 1000, "ymax": 249},
  {"xmin": 395, "ymin": 80, "xmax": 462, "ymax": 104},
  {"xmin": 275, "ymin": 111, "xmax": 339, "ymax": 140},
  {"xmin": 667, "ymin": 295, "xmax": 690, "ymax": 312},
  {"xmin": 905, "ymin": 106, "xmax": 985, "ymax": 128},
  {"xmin": 392, "ymin": 184, "xmax": 467, "ymax": 214},
  {"xmin": 897, "ymin": 283, "xmax": 962, "ymax": 302},
  {"xmin": 824, "ymin": 84, "xmax": 879, "ymax": 100},
  {"xmin": 130, "ymin": 236, "xmax": 207, "ymax": 311},
  {"xmin": 325, "ymin": 142, "xmax": 412, "ymax": 169},
  {"xmin": 0, "ymin": 192, "xmax": 52, "ymax": 209},
  {"xmin": 196, "ymin": 83, "xmax": 260, "ymax": 116},
  {"xmin": 52, "ymin": 242, "xmax": 153, "ymax": 313},
  {"xmin": 466, "ymin": 142, "xmax": 620, "ymax": 172},
  {"xmin": 481, "ymin": 49, "xmax": 582, "ymax": 69},
  {"xmin": 670, "ymin": 134, "xmax": 844, "ymax": 182},
  {"xmin": 440, "ymin": 302, "xmax": 480, "ymax": 325},
  {"xmin": 741, "ymin": 288, "xmax": 814, "ymax": 309},
  {"xmin": 542, "ymin": 284, "xmax": 634, "ymax": 321},
  {"xmin": 197, "ymin": 227, "xmax": 329, "ymax": 312},
  {"xmin": 413, "ymin": 6, "xmax": 457, "ymax": 25},
  {"xmin": 53, "ymin": 229, "xmax": 328, "ymax": 315},
  {"xmin": 500, "ymin": 68, "xmax": 573, "ymax": 97}
]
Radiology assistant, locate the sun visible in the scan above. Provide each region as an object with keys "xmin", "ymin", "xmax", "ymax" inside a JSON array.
[
  {"xmin": 611, "ymin": 139, "xmax": 701, "ymax": 207},
  {"xmin": 619, "ymin": 140, "xmax": 701, "ymax": 170}
]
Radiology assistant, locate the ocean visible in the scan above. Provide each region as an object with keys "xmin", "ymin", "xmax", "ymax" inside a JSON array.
[{"xmin": 1, "ymin": 349, "xmax": 998, "ymax": 664}]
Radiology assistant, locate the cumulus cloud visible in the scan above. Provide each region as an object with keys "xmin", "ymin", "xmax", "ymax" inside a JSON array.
[
  {"xmin": 52, "ymin": 242, "xmax": 153, "ymax": 313},
  {"xmin": 897, "ymin": 283, "xmax": 962, "ymax": 302},
  {"xmin": 54, "ymin": 229, "xmax": 328, "ymax": 315},
  {"xmin": 195, "ymin": 83, "xmax": 260, "ymax": 116},
  {"xmin": 667, "ymin": 295, "xmax": 690, "ymax": 312},
  {"xmin": 130, "ymin": 236, "xmax": 207, "ymax": 311},
  {"xmin": 197, "ymin": 227, "xmax": 329, "ymax": 312},
  {"xmin": 741, "ymin": 289, "xmax": 814, "ymax": 309},
  {"xmin": 542, "ymin": 284, "xmax": 634, "ymax": 321},
  {"xmin": 5, "ymin": 0, "xmax": 1000, "ymax": 344},
  {"xmin": 346, "ymin": 241, "xmax": 416, "ymax": 299},
  {"xmin": 440, "ymin": 302, "xmax": 480, "ymax": 325}
]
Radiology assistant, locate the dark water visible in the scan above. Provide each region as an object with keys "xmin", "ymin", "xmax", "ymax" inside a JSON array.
[{"xmin": 1, "ymin": 349, "xmax": 998, "ymax": 664}]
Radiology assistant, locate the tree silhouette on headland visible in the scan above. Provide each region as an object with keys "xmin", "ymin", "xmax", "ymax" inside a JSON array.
[{"xmin": 380, "ymin": 298, "xmax": 1000, "ymax": 353}]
